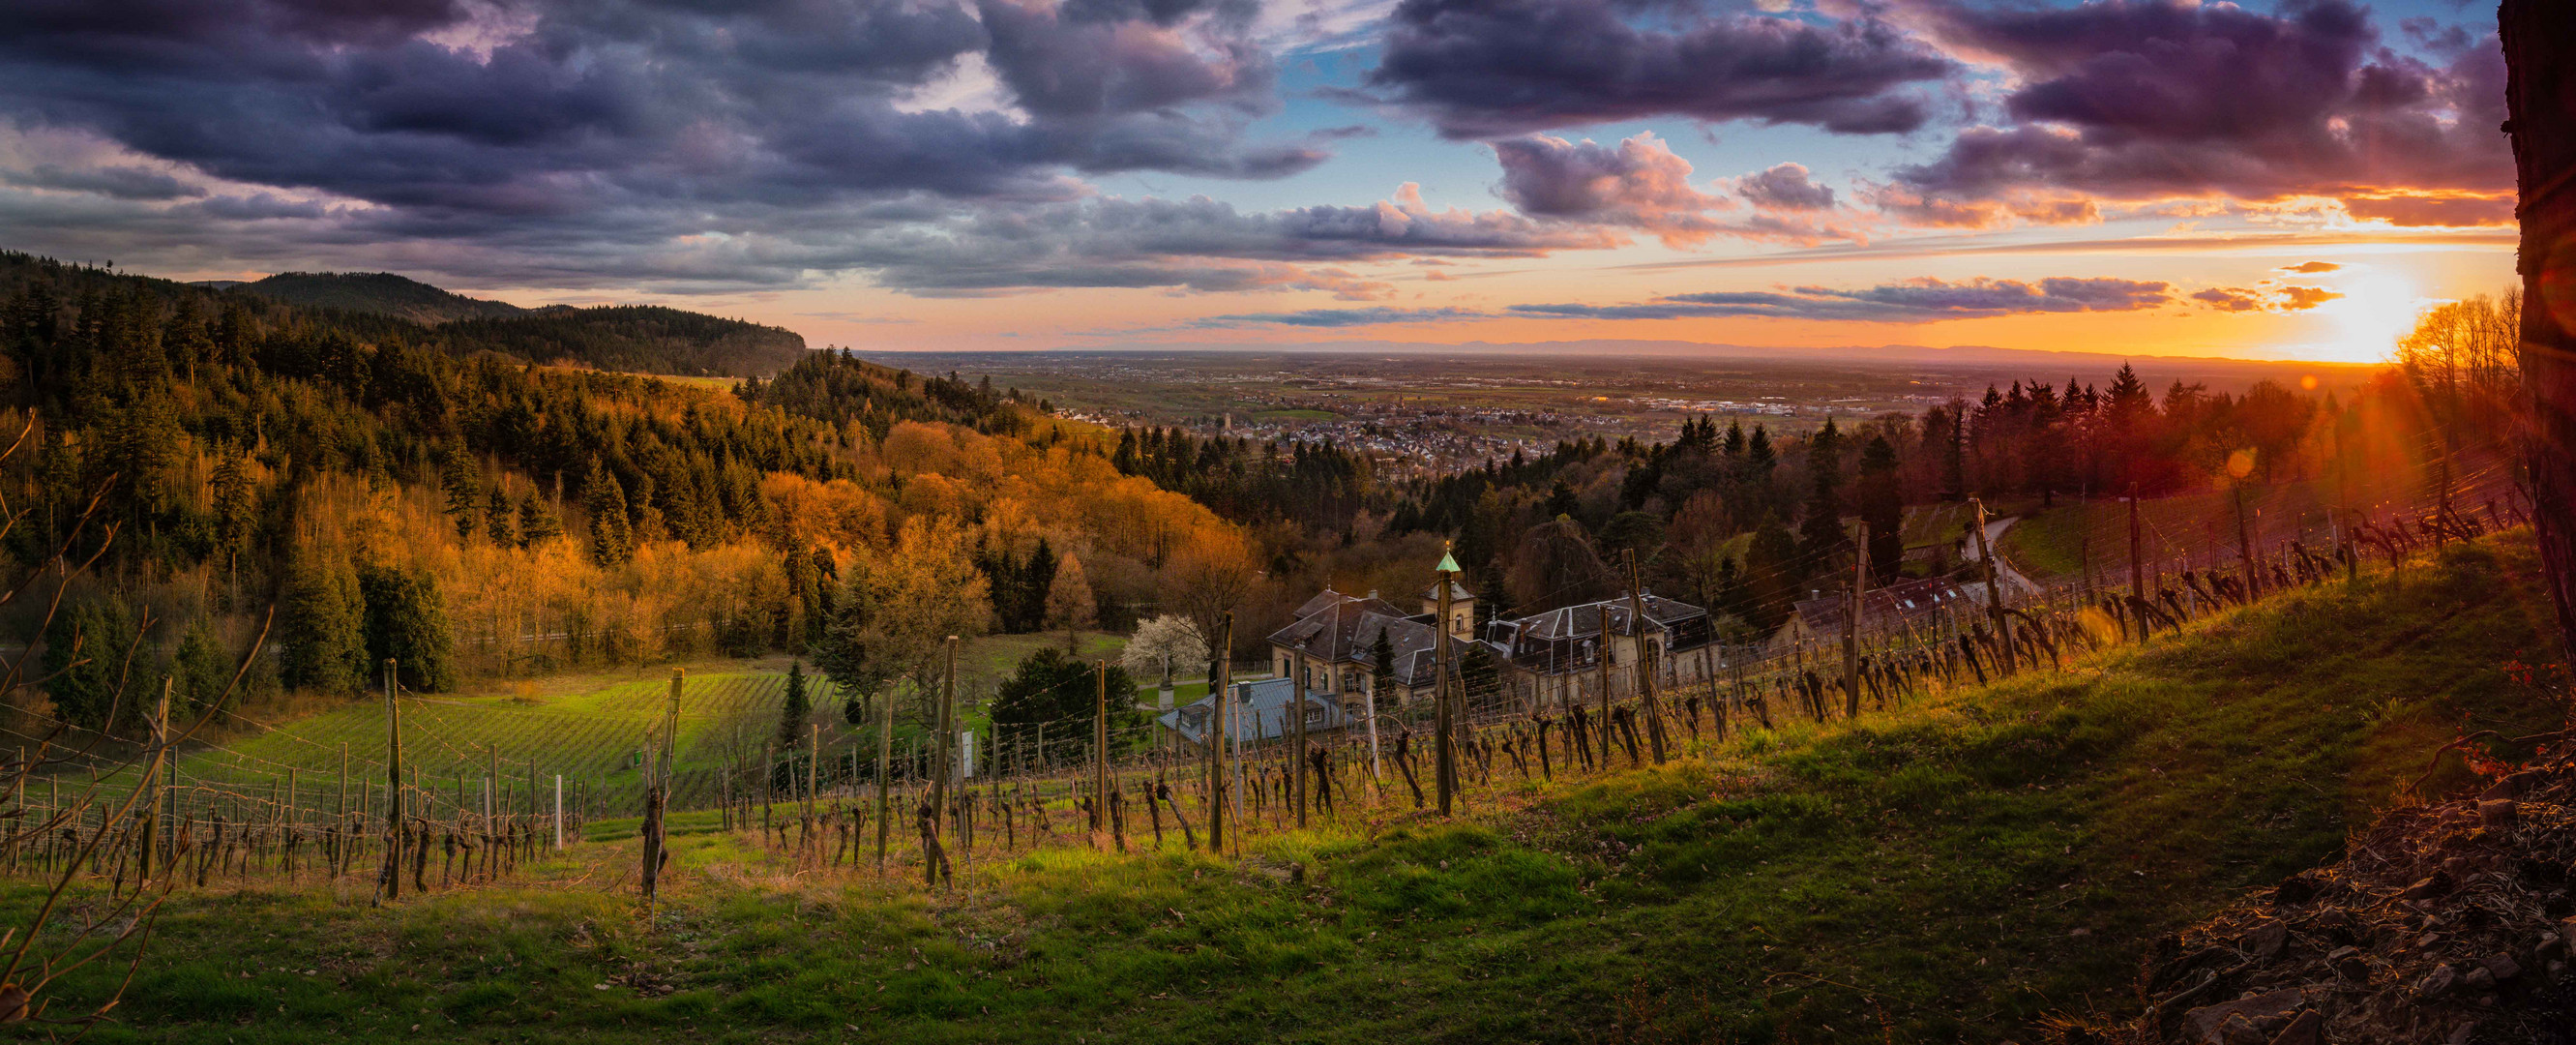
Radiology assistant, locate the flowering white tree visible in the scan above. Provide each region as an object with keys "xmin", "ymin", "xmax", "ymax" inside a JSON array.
[{"xmin": 1121, "ymin": 613, "xmax": 1209, "ymax": 693}]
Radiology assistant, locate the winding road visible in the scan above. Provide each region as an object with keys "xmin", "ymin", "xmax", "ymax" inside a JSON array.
[{"xmin": 1963, "ymin": 516, "xmax": 2042, "ymax": 597}]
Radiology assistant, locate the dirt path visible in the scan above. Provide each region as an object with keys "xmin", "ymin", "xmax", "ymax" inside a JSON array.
[{"xmin": 1964, "ymin": 516, "xmax": 2042, "ymax": 596}]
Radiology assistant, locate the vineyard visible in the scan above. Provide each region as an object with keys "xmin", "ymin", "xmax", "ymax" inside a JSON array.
[
  {"xmin": 0, "ymin": 455, "xmax": 2542, "ymax": 1042},
  {"xmin": 0, "ymin": 521, "xmax": 2548, "ymax": 1043}
]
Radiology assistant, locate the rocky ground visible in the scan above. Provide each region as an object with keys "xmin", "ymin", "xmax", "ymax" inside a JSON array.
[{"xmin": 2074, "ymin": 742, "xmax": 2576, "ymax": 1045}]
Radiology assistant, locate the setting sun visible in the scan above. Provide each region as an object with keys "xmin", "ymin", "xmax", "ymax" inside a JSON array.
[{"xmin": 2334, "ymin": 275, "xmax": 2427, "ymax": 362}]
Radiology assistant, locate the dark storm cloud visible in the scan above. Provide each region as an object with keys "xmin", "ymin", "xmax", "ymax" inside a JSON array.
[
  {"xmin": 5, "ymin": 164, "xmax": 203, "ymax": 200},
  {"xmin": 1363, "ymin": 0, "xmax": 1955, "ymax": 139},
  {"xmin": 1881, "ymin": 0, "xmax": 2511, "ymax": 225},
  {"xmin": 0, "ymin": 0, "xmax": 1381, "ymax": 288},
  {"xmin": 1510, "ymin": 276, "xmax": 2171, "ymax": 321},
  {"xmin": 835, "ymin": 189, "xmax": 1614, "ymax": 294}
]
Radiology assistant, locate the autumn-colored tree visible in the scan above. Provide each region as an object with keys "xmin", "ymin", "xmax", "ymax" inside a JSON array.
[
  {"xmin": 814, "ymin": 515, "xmax": 991, "ymax": 726},
  {"xmin": 1045, "ymin": 552, "xmax": 1097, "ymax": 654},
  {"xmin": 1168, "ymin": 533, "xmax": 1257, "ymax": 663}
]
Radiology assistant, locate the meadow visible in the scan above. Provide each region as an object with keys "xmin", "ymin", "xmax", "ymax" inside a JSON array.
[{"xmin": 8, "ymin": 533, "xmax": 2560, "ymax": 1043}]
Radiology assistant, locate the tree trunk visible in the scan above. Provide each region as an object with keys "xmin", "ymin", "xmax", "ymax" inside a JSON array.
[{"xmin": 2504, "ymin": 0, "xmax": 2576, "ymax": 661}]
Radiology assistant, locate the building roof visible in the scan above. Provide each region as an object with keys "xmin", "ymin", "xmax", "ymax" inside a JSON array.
[
  {"xmin": 1420, "ymin": 579, "xmax": 1475, "ymax": 604},
  {"xmin": 1266, "ymin": 591, "xmax": 1446, "ymax": 686},
  {"xmin": 1497, "ymin": 593, "xmax": 1706, "ymax": 643},
  {"xmin": 1790, "ymin": 577, "xmax": 1976, "ymax": 634},
  {"xmin": 1157, "ymin": 678, "xmax": 1351, "ymax": 745}
]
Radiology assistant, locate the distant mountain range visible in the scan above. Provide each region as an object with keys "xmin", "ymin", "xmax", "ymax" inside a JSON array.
[
  {"xmin": 1062, "ymin": 338, "xmax": 2376, "ymax": 393},
  {"xmin": 183, "ymin": 269, "xmax": 806, "ymax": 376}
]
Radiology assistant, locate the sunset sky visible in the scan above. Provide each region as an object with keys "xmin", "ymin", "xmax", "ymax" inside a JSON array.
[{"xmin": 0, "ymin": 0, "xmax": 2520, "ymax": 363}]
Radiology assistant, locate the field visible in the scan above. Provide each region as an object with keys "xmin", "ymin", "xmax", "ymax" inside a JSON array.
[
  {"xmin": 10, "ymin": 533, "xmax": 2562, "ymax": 1043},
  {"xmin": 49, "ymin": 630, "xmax": 1158, "ymax": 825}
]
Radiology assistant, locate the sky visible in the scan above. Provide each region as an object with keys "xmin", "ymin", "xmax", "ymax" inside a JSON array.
[{"xmin": 0, "ymin": 0, "xmax": 2521, "ymax": 363}]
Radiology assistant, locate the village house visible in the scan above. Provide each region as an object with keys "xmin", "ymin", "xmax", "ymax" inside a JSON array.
[
  {"xmin": 1157, "ymin": 677, "xmax": 1351, "ymax": 751},
  {"xmin": 1485, "ymin": 592, "xmax": 1721, "ymax": 708},
  {"xmin": 1265, "ymin": 574, "xmax": 1729, "ymax": 716},
  {"xmin": 1263, "ymin": 582, "xmax": 1472, "ymax": 712}
]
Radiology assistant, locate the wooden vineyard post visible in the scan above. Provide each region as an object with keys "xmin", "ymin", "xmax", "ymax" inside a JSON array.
[
  {"xmin": 1596, "ymin": 604, "xmax": 1614, "ymax": 769},
  {"xmin": 1843, "ymin": 525, "xmax": 1864, "ymax": 719},
  {"xmin": 140, "ymin": 678, "xmax": 168, "ymax": 886},
  {"xmin": 1434, "ymin": 546, "xmax": 1457, "ymax": 814},
  {"xmin": 2235, "ymin": 482, "xmax": 2261, "ymax": 602},
  {"xmin": 2127, "ymin": 489, "xmax": 2146, "ymax": 641},
  {"xmin": 1292, "ymin": 660, "xmax": 1307, "ymax": 829},
  {"xmin": 1971, "ymin": 498, "xmax": 2015, "ymax": 674},
  {"xmin": 1209, "ymin": 612, "xmax": 1229, "ymax": 855},
  {"xmin": 1091, "ymin": 660, "xmax": 1109, "ymax": 843},
  {"xmin": 553, "ymin": 774, "xmax": 563, "ymax": 851},
  {"xmin": 378, "ymin": 657, "xmax": 402, "ymax": 903},
  {"xmin": 641, "ymin": 669, "xmax": 680, "ymax": 911},
  {"xmin": 1626, "ymin": 548, "xmax": 1669, "ymax": 759},
  {"xmin": 874, "ymin": 677, "xmax": 894, "ymax": 875},
  {"xmin": 932, "ymin": 637, "xmax": 956, "ymax": 834},
  {"xmin": 760, "ymin": 740, "xmax": 773, "ymax": 839}
]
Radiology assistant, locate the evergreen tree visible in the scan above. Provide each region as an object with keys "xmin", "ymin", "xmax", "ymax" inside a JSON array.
[
  {"xmin": 43, "ymin": 596, "xmax": 136, "ymax": 732},
  {"xmin": 1369, "ymin": 629, "xmax": 1397, "ymax": 700},
  {"xmin": 989, "ymin": 647, "xmax": 1137, "ymax": 763},
  {"xmin": 1543, "ymin": 480, "xmax": 1579, "ymax": 519},
  {"xmin": 1799, "ymin": 419, "xmax": 1847, "ymax": 560},
  {"xmin": 171, "ymin": 615, "xmax": 234, "ymax": 712},
  {"xmin": 281, "ymin": 553, "xmax": 366, "ymax": 695},
  {"xmin": 440, "ymin": 453, "xmax": 482, "ymax": 541},
  {"xmin": 582, "ymin": 459, "xmax": 633, "ymax": 567},
  {"xmin": 1857, "ymin": 433, "xmax": 1905, "ymax": 582},
  {"xmin": 1939, "ymin": 402, "xmax": 1969, "ymax": 502},
  {"xmin": 517, "ymin": 494, "xmax": 562, "ymax": 548},
  {"xmin": 209, "ymin": 447, "xmax": 253, "ymax": 600},
  {"xmin": 485, "ymin": 488, "xmax": 515, "ymax": 546},
  {"xmin": 778, "ymin": 660, "xmax": 811, "ymax": 751},
  {"xmin": 359, "ymin": 564, "xmax": 455, "ymax": 693},
  {"xmin": 1740, "ymin": 518, "xmax": 1802, "ymax": 634}
]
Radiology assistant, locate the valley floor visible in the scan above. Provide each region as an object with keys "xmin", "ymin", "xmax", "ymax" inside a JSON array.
[{"xmin": 12, "ymin": 537, "xmax": 2566, "ymax": 1044}]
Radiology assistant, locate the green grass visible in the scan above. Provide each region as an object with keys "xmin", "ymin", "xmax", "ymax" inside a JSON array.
[
  {"xmin": 66, "ymin": 631, "xmax": 1139, "ymax": 822},
  {"xmin": 1996, "ymin": 473, "xmax": 2394, "ymax": 581},
  {"xmin": 19, "ymin": 537, "xmax": 2563, "ymax": 1043}
]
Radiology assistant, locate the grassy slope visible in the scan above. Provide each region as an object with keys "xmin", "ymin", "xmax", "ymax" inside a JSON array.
[
  {"xmin": 77, "ymin": 630, "xmax": 1143, "ymax": 817},
  {"xmin": 1992, "ymin": 467, "xmax": 2482, "ymax": 581},
  {"xmin": 31, "ymin": 538, "xmax": 2564, "ymax": 1044}
]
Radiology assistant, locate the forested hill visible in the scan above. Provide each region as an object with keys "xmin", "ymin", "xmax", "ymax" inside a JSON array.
[
  {"xmin": 175, "ymin": 264, "xmax": 805, "ymax": 377},
  {"xmin": 0, "ymin": 249, "xmax": 1246, "ymax": 736},
  {"xmin": 448, "ymin": 305, "xmax": 805, "ymax": 377},
  {"xmin": 231, "ymin": 271, "xmax": 530, "ymax": 324}
]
